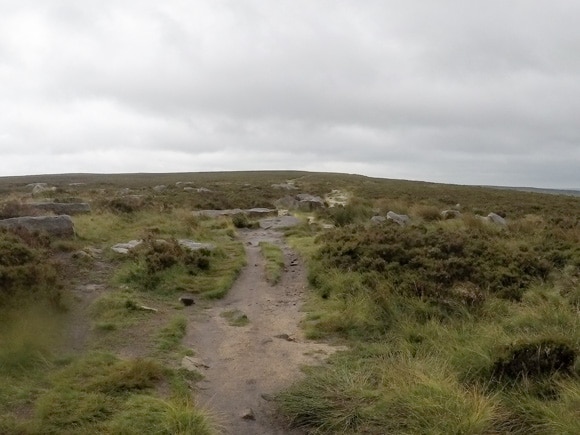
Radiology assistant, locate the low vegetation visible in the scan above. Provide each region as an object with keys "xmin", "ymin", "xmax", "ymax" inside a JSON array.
[
  {"xmin": 259, "ymin": 241, "xmax": 285, "ymax": 284},
  {"xmin": 1, "ymin": 171, "xmax": 579, "ymax": 433},
  {"xmin": 280, "ymin": 196, "xmax": 580, "ymax": 433},
  {"xmin": 220, "ymin": 309, "xmax": 250, "ymax": 327}
]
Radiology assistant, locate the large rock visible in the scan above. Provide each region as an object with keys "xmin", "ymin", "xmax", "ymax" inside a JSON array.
[
  {"xmin": 487, "ymin": 212, "xmax": 507, "ymax": 226},
  {"xmin": 29, "ymin": 202, "xmax": 91, "ymax": 215},
  {"xmin": 386, "ymin": 211, "xmax": 411, "ymax": 226},
  {"xmin": 0, "ymin": 215, "xmax": 75, "ymax": 238},
  {"xmin": 475, "ymin": 212, "xmax": 507, "ymax": 226},
  {"xmin": 296, "ymin": 194, "xmax": 325, "ymax": 210}
]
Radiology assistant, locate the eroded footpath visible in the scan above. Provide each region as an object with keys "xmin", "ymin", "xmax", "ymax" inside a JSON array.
[{"xmin": 184, "ymin": 228, "xmax": 344, "ymax": 434}]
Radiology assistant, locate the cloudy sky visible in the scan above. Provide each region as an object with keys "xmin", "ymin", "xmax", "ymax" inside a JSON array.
[{"xmin": 1, "ymin": 1, "xmax": 579, "ymax": 188}]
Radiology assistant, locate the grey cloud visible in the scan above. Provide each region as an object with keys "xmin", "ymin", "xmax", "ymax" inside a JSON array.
[{"xmin": 0, "ymin": 1, "xmax": 579, "ymax": 188}]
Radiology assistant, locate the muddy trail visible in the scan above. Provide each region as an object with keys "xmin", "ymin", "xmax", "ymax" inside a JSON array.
[{"xmin": 185, "ymin": 227, "xmax": 344, "ymax": 434}]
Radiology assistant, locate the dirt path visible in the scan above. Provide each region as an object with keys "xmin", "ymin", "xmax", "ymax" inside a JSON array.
[{"xmin": 184, "ymin": 227, "xmax": 343, "ymax": 434}]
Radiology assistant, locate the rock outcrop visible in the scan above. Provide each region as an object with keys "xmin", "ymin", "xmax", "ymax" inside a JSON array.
[{"xmin": 111, "ymin": 239, "xmax": 215, "ymax": 254}]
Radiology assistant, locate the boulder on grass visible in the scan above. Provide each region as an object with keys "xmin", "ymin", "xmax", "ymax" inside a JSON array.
[
  {"xmin": 386, "ymin": 211, "xmax": 411, "ymax": 226},
  {"xmin": 0, "ymin": 215, "xmax": 75, "ymax": 238}
]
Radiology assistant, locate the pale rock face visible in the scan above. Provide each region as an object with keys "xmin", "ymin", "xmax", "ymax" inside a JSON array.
[{"xmin": 386, "ymin": 211, "xmax": 411, "ymax": 226}]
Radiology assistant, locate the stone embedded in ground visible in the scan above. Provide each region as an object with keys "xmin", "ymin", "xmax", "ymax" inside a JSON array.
[
  {"xmin": 370, "ymin": 215, "xmax": 386, "ymax": 223},
  {"xmin": 179, "ymin": 296, "xmax": 195, "ymax": 306},
  {"xmin": 0, "ymin": 215, "xmax": 75, "ymax": 238},
  {"xmin": 111, "ymin": 238, "xmax": 214, "ymax": 254},
  {"xmin": 487, "ymin": 212, "xmax": 507, "ymax": 226},
  {"xmin": 387, "ymin": 211, "xmax": 411, "ymax": 226},
  {"xmin": 240, "ymin": 408, "xmax": 256, "ymax": 420},
  {"xmin": 181, "ymin": 356, "xmax": 210, "ymax": 371}
]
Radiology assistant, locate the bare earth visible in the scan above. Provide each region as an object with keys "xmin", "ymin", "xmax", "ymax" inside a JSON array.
[{"xmin": 185, "ymin": 227, "xmax": 344, "ymax": 434}]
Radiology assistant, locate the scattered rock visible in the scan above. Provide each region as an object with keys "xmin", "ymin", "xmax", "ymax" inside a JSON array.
[
  {"xmin": 111, "ymin": 239, "xmax": 214, "ymax": 254},
  {"xmin": 176, "ymin": 181, "xmax": 194, "ymax": 187},
  {"xmin": 296, "ymin": 193, "xmax": 325, "ymax": 210},
  {"xmin": 370, "ymin": 215, "xmax": 386, "ymax": 223},
  {"xmin": 475, "ymin": 213, "xmax": 507, "ymax": 226},
  {"xmin": 259, "ymin": 216, "xmax": 301, "ymax": 229},
  {"xmin": 197, "ymin": 187, "xmax": 212, "ymax": 193},
  {"xmin": 440, "ymin": 210, "xmax": 462, "ymax": 220},
  {"xmin": 386, "ymin": 211, "xmax": 411, "ymax": 226},
  {"xmin": 274, "ymin": 194, "xmax": 325, "ymax": 211},
  {"xmin": 153, "ymin": 185, "xmax": 167, "ymax": 193},
  {"xmin": 28, "ymin": 202, "xmax": 91, "ymax": 215},
  {"xmin": 240, "ymin": 408, "xmax": 256, "ymax": 420},
  {"xmin": 179, "ymin": 296, "xmax": 195, "ymax": 306},
  {"xmin": 178, "ymin": 239, "xmax": 215, "ymax": 251},
  {"xmin": 111, "ymin": 240, "xmax": 142, "ymax": 254},
  {"xmin": 0, "ymin": 215, "xmax": 75, "ymax": 238}
]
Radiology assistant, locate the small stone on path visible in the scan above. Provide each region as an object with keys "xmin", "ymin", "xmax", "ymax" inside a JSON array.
[{"xmin": 241, "ymin": 408, "xmax": 256, "ymax": 420}]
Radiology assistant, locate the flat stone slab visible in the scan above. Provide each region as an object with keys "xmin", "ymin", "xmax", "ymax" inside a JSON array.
[
  {"xmin": 111, "ymin": 239, "xmax": 215, "ymax": 254},
  {"xmin": 259, "ymin": 216, "xmax": 301, "ymax": 229}
]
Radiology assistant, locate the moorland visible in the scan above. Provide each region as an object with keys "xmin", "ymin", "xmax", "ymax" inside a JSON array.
[{"xmin": 0, "ymin": 171, "xmax": 578, "ymax": 434}]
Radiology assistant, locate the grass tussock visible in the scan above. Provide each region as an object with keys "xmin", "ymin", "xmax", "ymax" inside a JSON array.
[
  {"xmin": 259, "ymin": 241, "xmax": 285, "ymax": 284},
  {"xmin": 220, "ymin": 309, "xmax": 250, "ymax": 327}
]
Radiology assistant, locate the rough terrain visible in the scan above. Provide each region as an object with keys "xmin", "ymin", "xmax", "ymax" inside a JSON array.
[{"xmin": 185, "ymin": 227, "xmax": 345, "ymax": 434}]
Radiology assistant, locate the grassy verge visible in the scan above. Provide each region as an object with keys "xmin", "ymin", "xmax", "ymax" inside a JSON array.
[{"xmin": 259, "ymin": 241, "xmax": 285, "ymax": 285}]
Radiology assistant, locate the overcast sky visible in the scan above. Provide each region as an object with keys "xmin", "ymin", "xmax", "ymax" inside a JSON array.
[{"xmin": 1, "ymin": 1, "xmax": 579, "ymax": 188}]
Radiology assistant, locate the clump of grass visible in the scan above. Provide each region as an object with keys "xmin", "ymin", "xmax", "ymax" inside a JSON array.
[
  {"xmin": 277, "ymin": 351, "xmax": 500, "ymax": 434},
  {"xmin": 220, "ymin": 309, "xmax": 249, "ymax": 327},
  {"xmin": 410, "ymin": 204, "xmax": 442, "ymax": 222},
  {"xmin": 155, "ymin": 316, "xmax": 187, "ymax": 353},
  {"xmin": 259, "ymin": 241, "xmax": 285, "ymax": 284},
  {"xmin": 24, "ymin": 351, "xmax": 216, "ymax": 434},
  {"xmin": 231, "ymin": 213, "xmax": 258, "ymax": 229},
  {"xmin": 105, "ymin": 395, "xmax": 213, "ymax": 435}
]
